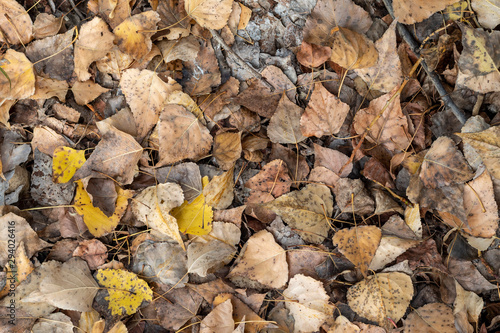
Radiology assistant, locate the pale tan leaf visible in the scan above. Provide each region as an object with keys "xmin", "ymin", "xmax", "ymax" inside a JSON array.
[
  {"xmin": 203, "ymin": 168, "xmax": 234, "ymax": 210},
  {"xmin": 95, "ymin": 47, "xmax": 134, "ymax": 78},
  {"xmin": 31, "ymin": 76, "xmax": 69, "ymax": 102},
  {"xmin": 113, "ymin": 11, "xmax": 160, "ymax": 60},
  {"xmin": 393, "ymin": 0, "xmax": 458, "ymax": 24},
  {"xmin": 454, "ymin": 281, "xmax": 483, "ymax": 323},
  {"xmin": 185, "ymin": 0, "xmax": 234, "ymax": 29},
  {"xmin": 268, "ymin": 94, "xmax": 307, "ymax": 144},
  {"xmin": 200, "ymin": 299, "xmax": 234, "ymax": 333},
  {"xmin": 72, "ymin": 80, "xmax": 109, "ymax": 105},
  {"xmin": 0, "ymin": 0, "xmax": 33, "ymax": 45},
  {"xmin": 404, "ymin": 303, "xmax": 456, "ymax": 333},
  {"xmin": 328, "ymin": 316, "xmax": 360, "ymax": 333},
  {"xmin": 472, "ymin": 0, "xmax": 500, "ymax": 30},
  {"xmin": 32, "ymin": 313, "xmax": 73, "ymax": 333},
  {"xmin": 369, "ymin": 236, "xmax": 419, "ymax": 271},
  {"xmin": 158, "ymin": 35, "xmax": 200, "ymax": 63},
  {"xmin": 33, "ymin": 13, "xmax": 64, "ymax": 39},
  {"xmin": 0, "ymin": 49, "xmax": 35, "ymax": 100},
  {"xmin": 330, "ymin": 27, "xmax": 378, "ymax": 70}
]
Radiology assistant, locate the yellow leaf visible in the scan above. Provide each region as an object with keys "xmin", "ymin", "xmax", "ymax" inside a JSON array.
[
  {"xmin": 73, "ymin": 180, "xmax": 132, "ymax": 237},
  {"xmin": 52, "ymin": 146, "xmax": 86, "ymax": 183},
  {"xmin": 185, "ymin": 0, "xmax": 234, "ymax": 30},
  {"xmin": 171, "ymin": 176, "xmax": 213, "ymax": 235},
  {"xmin": 113, "ymin": 11, "xmax": 160, "ymax": 60},
  {"xmin": 95, "ymin": 268, "xmax": 152, "ymax": 316},
  {"xmin": 0, "ymin": 49, "xmax": 35, "ymax": 99}
]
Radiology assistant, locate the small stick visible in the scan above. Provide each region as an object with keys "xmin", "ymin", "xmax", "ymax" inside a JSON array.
[{"xmin": 472, "ymin": 93, "xmax": 484, "ymax": 116}]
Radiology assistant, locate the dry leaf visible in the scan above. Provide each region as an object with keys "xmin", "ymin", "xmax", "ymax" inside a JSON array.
[
  {"xmin": 156, "ymin": 287, "xmax": 203, "ymax": 331},
  {"xmin": 296, "ymin": 42, "xmax": 332, "ymax": 68},
  {"xmin": 270, "ymin": 143, "xmax": 310, "ymax": 183},
  {"xmin": 393, "ymin": 0, "xmax": 458, "ymax": 24},
  {"xmin": 33, "ymin": 13, "xmax": 64, "ymax": 39},
  {"xmin": 233, "ymin": 79, "xmax": 281, "ymax": 118},
  {"xmin": 300, "ymin": 82, "xmax": 350, "ymax": 138},
  {"xmin": 347, "ymin": 272, "xmax": 413, "ymax": 327},
  {"xmin": 95, "ymin": 47, "xmax": 135, "ymax": 79},
  {"xmin": 228, "ymin": 230, "xmax": 288, "ymax": 289},
  {"xmin": 264, "ymin": 184, "xmax": 333, "ymax": 244},
  {"xmin": 113, "ymin": 11, "xmax": 160, "ymax": 60},
  {"xmin": 30, "ymin": 76, "xmax": 68, "ymax": 102},
  {"xmin": 185, "ymin": 0, "xmax": 234, "ymax": 29},
  {"xmin": 314, "ymin": 144, "xmax": 352, "ymax": 177},
  {"xmin": 333, "ymin": 178, "xmax": 375, "ymax": 216},
  {"xmin": 72, "ymin": 80, "xmax": 109, "ymax": 105},
  {"xmin": 458, "ymin": 24, "xmax": 500, "ymax": 77},
  {"xmin": 52, "ymin": 146, "xmax": 86, "ymax": 183},
  {"xmin": 354, "ymin": 22, "xmax": 403, "ymax": 93},
  {"xmin": 0, "ymin": 49, "xmax": 35, "ymax": 100},
  {"xmin": 369, "ymin": 236, "xmax": 419, "ymax": 271},
  {"xmin": 404, "ymin": 303, "xmax": 456, "ymax": 333},
  {"xmin": 0, "ymin": 0, "xmax": 33, "ymax": 45},
  {"xmin": 200, "ymin": 299, "xmax": 234, "ymax": 333},
  {"xmin": 32, "ymin": 313, "xmax": 73, "ymax": 333},
  {"xmin": 132, "ymin": 183, "xmax": 185, "ymax": 246},
  {"xmin": 0, "ymin": 242, "xmax": 33, "ymax": 298},
  {"xmin": 97, "ymin": 0, "xmax": 132, "ymax": 29},
  {"xmin": 152, "ymin": 162, "xmax": 202, "ymax": 203},
  {"xmin": 245, "ymin": 159, "xmax": 292, "ymax": 198},
  {"xmin": 73, "ymin": 239, "xmax": 107, "ymax": 270},
  {"xmin": 329, "ymin": 315, "xmax": 360, "ymax": 333},
  {"xmin": 158, "ymin": 35, "xmax": 200, "ymax": 63},
  {"xmin": 330, "ymin": 27, "xmax": 378, "ymax": 70},
  {"xmin": 472, "ymin": 0, "xmax": 500, "ymax": 30},
  {"xmin": 203, "ymin": 168, "xmax": 234, "ymax": 210},
  {"xmin": 74, "ymin": 17, "xmax": 115, "ymax": 81},
  {"xmin": 332, "ymin": 226, "xmax": 381, "ymax": 277},
  {"xmin": 213, "ymin": 131, "xmax": 242, "ymax": 170},
  {"xmin": 268, "ymin": 94, "xmax": 306, "ymax": 144},
  {"xmin": 158, "ymin": 104, "xmax": 213, "ymax": 166}
]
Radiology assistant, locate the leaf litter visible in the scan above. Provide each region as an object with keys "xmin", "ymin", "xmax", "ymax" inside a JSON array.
[{"xmin": 1, "ymin": 0, "xmax": 500, "ymax": 332}]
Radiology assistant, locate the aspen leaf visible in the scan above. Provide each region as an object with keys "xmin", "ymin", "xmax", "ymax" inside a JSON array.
[
  {"xmin": 347, "ymin": 272, "xmax": 413, "ymax": 327},
  {"xmin": 329, "ymin": 316, "xmax": 360, "ymax": 333},
  {"xmin": 472, "ymin": 0, "xmax": 500, "ymax": 30},
  {"xmin": 113, "ymin": 11, "xmax": 160, "ymax": 60},
  {"xmin": 264, "ymin": 184, "xmax": 333, "ymax": 244},
  {"xmin": 458, "ymin": 24, "xmax": 500, "ymax": 77},
  {"xmin": 203, "ymin": 168, "xmax": 234, "ymax": 210},
  {"xmin": 283, "ymin": 274, "xmax": 334, "ymax": 333},
  {"xmin": 332, "ymin": 226, "xmax": 381, "ymax": 277},
  {"xmin": 267, "ymin": 94, "xmax": 307, "ymax": 144},
  {"xmin": 404, "ymin": 204, "xmax": 423, "ymax": 239},
  {"xmin": 200, "ymin": 299, "xmax": 234, "ymax": 333},
  {"xmin": 171, "ymin": 176, "xmax": 214, "ymax": 235},
  {"xmin": 330, "ymin": 27, "xmax": 378, "ymax": 70},
  {"xmin": 404, "ymin": 303, "xmax": 456, "ymax": 333},
  {"xmin": 73, "ymin": 180, "xmax": 132, "ymax": 237},
  {"xmin": 31, "ymin": 76, "xmax": 69, "ymax": 102},
  {"xmin": 213, "ymin": 294, "xmax": 270, "ymax": 333},
  {"xmin": 32, "ymin": 313, "xmax": 73, "ymax": 333},
  {"xmin": 52, "ymin": 146, "xmax": 86, "ymax": 183},
  {"xmin": 33, "ymin": 13, "xmax": 64, "ymax": 39},
  {"xmin": 0, "ymin": 242, "xmax": 33, "ymax": 298},
  {"xmin": 132, "ymin": 183, "xmax": 185, "ymax": 246},
  {"xmin": 185, "ymin": 0, "xmax": 234, "ymax": 30},
  {"xmin": 228, "ymin": 230, "xmax": 288, "ymax": 289},
  {"xmin": 393, "ymin": 0, "xmax": 458, "ymax": 24},
  {"xmin": 95, "ymin": 268, "xmax": 153, "ymax": 316},
  {"xmin": 213, "ymin": 131, "xmax": 242, "ymax": 170},
  {"xmin": 72, "ymin": 80, "xmax": 109, "ymax": 105},
  {"xmin": 0, "ymin": 0, "xmax": 33, "ymax": 45},
  {"xmin": 369, "ymin": 236, "xmax": 419, "ymax": 271},
  {"xmin": 296, "ymin": 42, "xmax": 332, "ymax": 68},
  {"xmin": 0, "ymin": 49, "xmax": 35, "ymax": 100},
  {"xmin": 238, "ymin": 4, "xmax": 252, "ymax": 30},
  {"xmin": 245, "ymin": 159, "xmax": 292, "ymax": 198}
]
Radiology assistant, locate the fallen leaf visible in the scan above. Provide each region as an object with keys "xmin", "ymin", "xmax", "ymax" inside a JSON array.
[
  {"xmin": 182, "ymin": 41, "xmax": 221, "ymax": 95},
  {"xmin": 213, "ymin": 205, "xmax": 246, "ymax": 227},
  {"xmin": 404, "ymin": 303, "xmax": 456, "ymax": 333},
  {"xmin": 329, "ymin": 315, "xmax": 360, "ymax": 333},
  {"xmin": 22, "ymin": 257, "xmax": 98, "ymax": 312},
  {"xmin": 72, "ymin": 80, "xmax": 109, "ymax": 105},
  {"xmin": 245, "ymin": 159, "xmax": 292, "ymax": 198},
  {"xmin": 0, "ymin": 49, "xmax": 35, "ymax": 100},
  {"xmin": 132, "ymin": 183, "xmax": 185, "ymax": 246},
  {"xmin": 74, "ymin": 17, "xmax": 115, "ymax": 81},
  {"xmin": 233, "ymin": 79, "xmax": 281, "ymax": 118},
  {"xmin": 156, "ymin": 287, "xmax": 203, "ymax": 330},
  {"xmin": 95, "ymin": 268, "xmax": 153, "ymax": 316},
  {"xmin": 0, "ymin": 0, "xmax": 33, "ymax": 45},
  {"xmin": 448, "ymin": 258, "xmax": 497, "ymax": 293},
  {"xmin": 52, "ymin": 146, "xmax": 86, "ymax": 183},
  {"xmin": 268, "ymin": 94, "xmax": 307, "ymax": 144},
  {"xmin": 203, "ymin": 168, "xmax": 234, "ymax": 210},
  {"xmin": 152, "ymin": 162, "xmax": 202, "ymax": 203},
  {"xmin": 0, "ymin": 242, "xmax": 33, "ymax": 298},
  {"xmin": 300, "ymin": 82, "xmax": 350, "ymax": 138},
  {"xmin": 369, "ymin": 236, "xmax": 419, "ymax": 271},
  {"xmin": 333, "ymin": 226, "xmax": 381, "ymax": 276},
  {"xmin": 333, "ymin": 178, "xmax": 375, "ymax": 216},
  {"xmin": 95, "ymin": 47, "xmax": 135, "ymax": 79},
  {"xmin": 354, "ymin": 22, "xmax": 403, "ymax": 93},
  {"xmin": 158, "ymin": 35, "xmax": 200, "ymax": 64},
  {"xmin": 330, "ymin": 27, "xmax": 378, "ymax": 70},
  {"xmin": 213, "ymin": 131, "xmax": 242, "ymax": 170},
  {"xmin": 200, "ymin": 299, "xmax": 234, "ymax": 333},
  {"xmin": 228, "ymin": 230, "xmax": 288, "ymax": 289},
  {"xmin": 270, "ymin": 143, "xmax": 310, "ymax": 183},
  {"xmin": 158, "ymin": 104, "xmax": 213, "ymax": 166},
  {"xmin": 73, "ymin": 239, "xmax": 108, "ymax": 270},
  {"xmin": 472, "ymin": 0, "xmax": 500, "ymax": 29},
  {"xmin": 296, "ymin": 42, "xmax": 332, "ymax": 68},
  {"xmin": 347, "ymin": 272, "xmax": 413, "ymax": 328},
  {"xmin": 30, "ymin": 76, "xmax": 69, "ymax": 102},
  {"xmin": 264, "ymin": 184, "xmax": 333, "ymax": 244},
  {"xmin": 308, "ymin": 166, "xmax": 339, "ymax": 188},
  {"xmin": 0, "ymin": 99, "xmax": 14, "ymax": 126},
  {"xmin": 32, "ymin": 126, "xmax": 67, "ymax": 156},
  {"xmin": 393, "ymin": 0, "xmax": 458, "ymax": 24},
  {"xmin": 113, "ymin": 11, "xmax": 160, "ymax": 60},
  {"xmin": 404, "ymin": 204, "xmax": 423, "ymax": 239},
  {"xmin": 458, "ymin": 24, "xmax": 500, "ymax": 77},
  {"xmin": 32, "ymin": 313, "xmax": 73, "ymax": 333},
  {"xmin": 314, "ymin": 144, "xmax": 352, "ymax": 177},
  {"xmin": 33, "ymin": 13, "xmax": 64, "ymax": 39},
  {"xmin": 74, "ymin": 180, "xmax": 132, "ymax": 237},
  {"xmin": 185, "ymin": 0, "xmax": 234, "ymax": 29},
  {"xmin": 283, "ymin": 274, "xmax": 334, "ymax": 333}
]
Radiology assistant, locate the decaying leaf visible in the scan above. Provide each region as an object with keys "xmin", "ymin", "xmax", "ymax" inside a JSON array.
[
  {"xmin": 0, "ymin": 49, "xmax": 35, "ymax": 100},
  {"xmin": 113, "ymin": 11, "xmax": 160, "ymax": 60},
  {"xmin": 472, "ymin": 0, "xmax": 500, "ymax": 30},
  {"xmin": 268, "ymin": 94, "xmax": 307, "ymax": 144},
  {"xmin": 185, "ymin": 0, "xmax": 234, "ymax": 29},
  {"xmin": 296, "ymin": 42, "xmax": 332, "ymax": 68},
  {"xmin": 31, "ymin": 76, "xmax": 69, "ymax": 102},
  {"xmin": 393, "ymin": 0, "xmax": 458, "ymax": 24},
  {"xmin": 32, "ymin": 313, "xmax": 73, "ymax": 333},
  {"xmin": 458, "ymin": 23, "xmax": 500, "ymax": 77},
  {"xmin": 0, "ymin": 0, "xmax": 33, "ymax": 45},
  {"xmin": 332, "ymin": 226, "xmax": 381, "ymax": 276},
  {"xmin": 264, "ymin": 184, "xmax": 333, "ymax": 244},
  {"xmin": 203, "ymin": 168, "xmax": 234, "ymax": 210},
  {"xmin": 213, "ymin": 131, "xmax": 242, "ymax": 170},
  {"xmin": 52, "ymin": 146, "xmax": 86, "ymax": 183},
  {"xmin": 330, "ymin": 27, "xmax": 378, "ymax": 70},
  {"xmin": 333, "ymin": 178, "xmax": 375, "ymax": 216},
  {"xmin": 283, "ymin": 274, "xmax": 334, "ymax": 333},
  {"xmin": 245, "ymin": 159, "xmax": 292, "ymax": 198},
  {"xmin": 33, "ymin": 13, "xmax": 64, "ymax": 39},
  {"xmin": 404, "ymin": 303, "xmax": 456, "ymax": 333},
  {"xmin": 200, "ymin": 299, "xmax": 234, "ymax": 333},
  {"xmin": 347, "ymin": 272, "xmax": 413, "ymax": 327},
  {"xmin": 95, "ymin": 268, "xmax": 153, "ymax": 316},
  {"xmin": 72, "ymin": 80, "xmax": 109, "ymax": 105},
  {"xmin": 369, "ymin": 236, "xmax": 419, "ymax": 271},
  {"xmin": 228, "ymin": 230, "xmax": 288, "ymax": 289}
]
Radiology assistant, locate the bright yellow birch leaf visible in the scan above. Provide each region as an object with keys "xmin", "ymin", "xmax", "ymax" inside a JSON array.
[
  {"xmin": 171, "ymin": 176, "xmax": 213, "ymax": 235},
  {"xmin": 52, "ymin": 146, "xmax": 86, "ymax": 183},
  {"xmin": 95, "ymin": 268, "xmax": 152, "ymax": 316},
  {"xmin": 73, "ymin": 180, "xmax": 133, "ymax": 237}
]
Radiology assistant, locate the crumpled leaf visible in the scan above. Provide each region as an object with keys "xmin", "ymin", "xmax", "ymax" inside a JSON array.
[
  {"xmin": 300, "ymin": 82, "xmax": 350, "ymax": 138},
  {"xmin": 213, "ymin": 131, "xmax": 242, "ymax": 170},
  {"xmin": 283, "ymin": 274, "xmax": 334, "ymax": 333},
  {"xmin": 203, "ymin": 168, "xmax": 234, "ymax": 210},
  {"xmin": 22, "ymin": 257, "xmax": 98, "ymax": 312},
  {"xmin": 245, "ymin": 159, "xmax": 292, "ymax": 198},
  {"xmin": 73, "ymin": 180, "xmax": 132, "ymax": 237},
  {"xmin": 0, "ymin": 49, "xmax": 35, "ymax": 100},
  {"xmin": 200, "ymin": 299, "xmax": 234, "ymax": 333},
  {"xmin": 472, "ymin": 0, "xmax": 500, "ymax": 30},
  {"xmin": 369, "ymin": 236, "xmax": 419, "ymax": 271},
  {"xmin": 113, "ymin": 11, "xmax": 160, "ymax": 60},
  {"xmin": 264, "ymin": 184, "xmax": 333, "ymax": 244},
  {"xmin": 172, "ymin": 176, "xmax": 214, "ymax": 235},
  {"xmin": 228, "ymin": 230, "xmax": 288, "ymax": 289},
  {"xmin": 404, "ymin": 303, "xmax": 456, "ymax": 333},
  {"xmin": 347, "ymin": 272, "xmax": 413, "ymax": 328},
  {"xmin": 393, "ymin": 0, "xmax": 458, "ymax": 24},
  {"xmin": 296, "ymin": 42, "xmax": 332, "ymax": 68},
  {"xmin": 158, "ymin": 104, "xmax": 213, "ymax": 166},
  {"xmin": 158, "ymin": 35, "xmax": 200, "ymax": 64},
  {"xmin": 32, "ymin": 313, "xmax": 73, "ymax": 333},
  {"xmin": 132, "ymin": 183, "xmax": 185, "ymax": 246},
  {"xmin": 0, "ymin": 0, "xmax": 33, "ymax": 45},
  {"xmin": 95, "ymin": 268, "xmax": 153, "ymax": 316},
  {"xmin": 330, "ymin": 27, "xmax": 378, "ymax": 70},
  {"xmin": 33, "ymin": 13, "xmax": 63, "ymax": 39},
  {"xmin": 52, "ymin": 146, "xmax": 86, "ymax": 183},
  {"xmin": 458, "ymin": 24, "xmax": 500, "ymax": 77},
  {"xmin": 185, "ymin": 0, "xmax": 234, "ymax": 30},
  {"xmin": 268, "ymin": 94, "xmax": 307, "ymax": 144},
  {"xmin": 333, "ymin": 226, "xmax": 381, "ymax": 277}
]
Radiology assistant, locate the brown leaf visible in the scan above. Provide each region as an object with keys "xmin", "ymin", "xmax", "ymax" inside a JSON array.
[
  {"xmin": 330, "ymin": 27, "xmax": 378, "ymax": 70},
  {"xmin": 203, "ymin": 168, "xmax": 235, "ymax": 210},
  {"xmin": 308, "ymin": 166, "xmax": 339, "ymax": 189},
  {"xmin": 270, "ymin": 143, "xmax": 310, "ymax": 183},
  {"xmin": 156, "ymin": 0, "xmax": 191, "ymax": 40},
  {"xmin": 158, "ymin": 35, "xmax": 200, "ymax": 64},
  {"xmin": 244, "ymin": 190, "xmax": 276, "ymax": 224},
  {"xmin": 31, "ymin": 76, "xmax": 69, "ymax": 102},
  {"xmin": 74, "ymin": 17, "xmax": 115, "ymax": 81},
  {"xmin": 287, "ymin": 249, "xmax": 328, "ymax": 280},
  {"xmin": 213, "ymin": 131, "xmax": 242, "ymax": 170},
  {"xmin": 333, "ymin": 178, "xmax": 375, "ymax": 216},
  {"xmin": 300, "ymin": 83, "xmax": 350, "ymax": 138},
  {"xmin": 156, "ymin": 287, "xmax": 203, "ymax": 331},
  {"xmin": 95, "ymin": 47, "xmax": 135, "ymax": 79},
  {"xmin": 296, "ymin": 42, "xmax": 332, "ymax": 68},
  {"xmin": 0, "ymin": 0, "xmax": 33, "ymax": 45},
  {"xmin": 420, "ymin": 136, "xmax": 473, "ymax": 189},
  {"xmin": 199, "ymin": 77, "xmax": 240, "ymax": 120},
  {"xmin": 97, "ymin": 0, "xmax": 132, "ymax": 29},
  {"xmin": 393, "ymin": 0, "xmax": 458, "ymax": 24},
  {"xmin": 182, "ymin": 42, "xmax": 221, "ymax": 95},
  {"xmin": 268, "ymin": 94, "xmax": 306, "ymax": 144},
  {"xmin": 72, "ymin": 80, "xmax": 109, "ymax": 105},
  {"xmin": 200, "ymin": 299, "xmax": 234, "ymax": 333},
  {"xmin": 332, "ymin": 226, "xmax": 381, "ymax": 277},
  {"xmin": 213, "ymin": 205, "xmax": 246, "ymax": 227},
  {"xmin": 233, "ymin": 79, "xmax": 281, "ymax": 118},
  {"xmin": 404, "ymin": 303, "xmax": 456, "ymax": 333},
  {"xmin": 245, "ymin": 159, "xmax": 291, "ymax": 197},
  {"xmin": 185, "ymin": 0, "xmax": 234, "ymax": 29},
  {"xmin": 72, "ymin": 239, "xmax": 108, "ymax": 270},
  {"xmin": 33, "ymin": 13, "xmax": 64, "ymax": 39},
  {"xmin": 363, "ymin": 157, "xmax": 395, "ymax": 189},
  {"xmin": 314, "ymin": 144, "xmax": 352, "ymax": 177},
  {"xmin": 113, "ymin": 11, "xmax": 160, "ymax": 60},
  {"xmin": 0, "ymin": 49, "xmax": 35, "ymax": 100},
  {"xmin": 157, "ymin": 104, "xmax": 213, "ymax": 166}
]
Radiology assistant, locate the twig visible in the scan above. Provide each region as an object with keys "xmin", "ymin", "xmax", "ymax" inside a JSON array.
[
  {"xmin": 209, "ymin": 29, "xmax": 274, "ymax": 91},
  {"xmin": 472, "ymin": 93, "xmax": 484, "ymax": 116},
  {"xmin": 381, "ymin": 0, "xmax": 467, "ymax": 125},
  {"xmin": 47, "ymin": 0, "xmax": 56, "ymax": 13}
]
